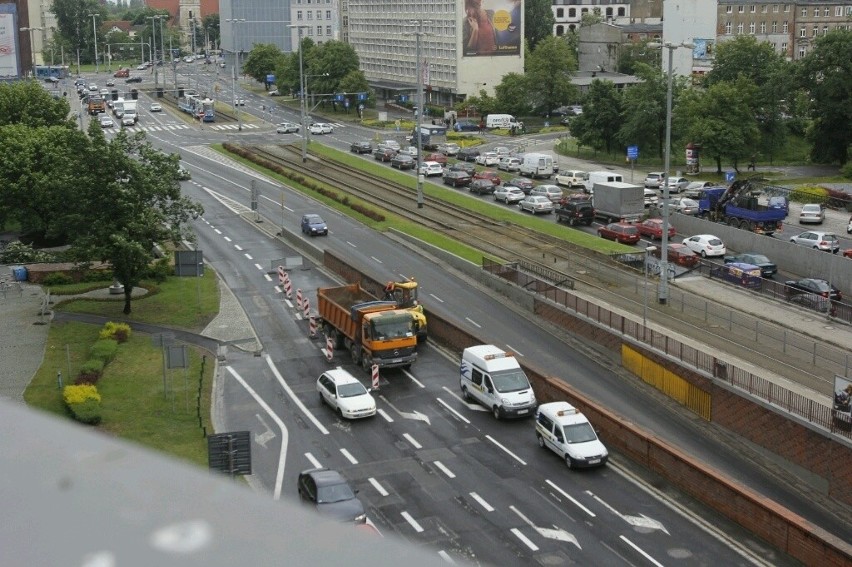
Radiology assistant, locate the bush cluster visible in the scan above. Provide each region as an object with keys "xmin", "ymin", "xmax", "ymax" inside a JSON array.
[
  {"xmin": 42, "ymin": 272, "xmax": 74, "ymax": 286},
  {"xmin": 99, "ymin": 321, "xmax": 132, "ymax": 343},
  {"xmin": 0, "ymin": 241, "xmax": 55, "ymax": 264},
  {"xmin": 90, "ymin": 339, "xmax": 118, "ymax": 364},
  {"xmin": 789, "ymin": 185, "xmax": 828, "ymax": 204},
  {"xmin": 63, "ymin": 384, "xmax": 102, "ymax": 425},
  {"xmin": 223, "ymin": 143, "xmax": 387, "ymax": 222}
]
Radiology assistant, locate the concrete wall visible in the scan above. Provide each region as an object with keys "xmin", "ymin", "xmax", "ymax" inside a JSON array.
[{"xmin": 671, "ymin": 212, "xmax": 852, "ymax": 296}]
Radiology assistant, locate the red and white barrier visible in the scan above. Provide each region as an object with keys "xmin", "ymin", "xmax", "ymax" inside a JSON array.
[
  {"xmin": 302, "ymin": 296, "xmax": 311, "ymax": 318},
  {"xmin": 277, "ymin": 265, "xmax": 285, "ymax": 285},
  {"xmin": 309, "ymin": 316, "xmax": 317, "ymax": 338},
  {"xmin": 295, "ymin": 288, "xmax": 302, "ymax": 309},
  {"xmin": 325, "ymin": 336, "xmax": 334, "ymax": 361},
  {"xmin": 371, "ymin": 364, "xmax": 379, "ymax": 390},
  {"xmin": 283, "ymin": 275, "xmax": 292, "ymax": 299}
]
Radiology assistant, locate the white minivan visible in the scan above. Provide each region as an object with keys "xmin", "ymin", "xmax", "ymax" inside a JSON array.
[
  {"xmin": 535, "ymin": 401, "xmax": 608, "ymax": 468},
  {"xmin": 584, "ymin": 171, "xmax": 623, "ymax": 193},
  {"xmin": 460, "ymin": 345, "xmax": 537, "ymax": 419}
]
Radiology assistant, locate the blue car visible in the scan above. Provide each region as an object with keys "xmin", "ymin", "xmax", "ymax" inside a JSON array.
[
  {"xmin": 454, "ymin": 121, "xmax": 480, "ymax": 132},
  {"xmin": 300, "ymin": 214, "xmax": 328, "ymax": 236}
]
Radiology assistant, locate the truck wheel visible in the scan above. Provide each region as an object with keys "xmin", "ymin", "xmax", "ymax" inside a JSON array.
[
  {"xmin": 741, "ymin": 220, "xmax": 752, "ymax": 231},
  {"xmin": 492, "ymin": 406, "xmax": 501, "ymax": 420},
  {"xmin": 350, "ymin": 345, "xmax": 360, "ymax": 365},
  {"xmin": 362, "ymin": 356, "xmax": 371, "ymax": 373},
  {"xmin": 461, "ymin": 386, "xmax": 472, "ymax": 401}
]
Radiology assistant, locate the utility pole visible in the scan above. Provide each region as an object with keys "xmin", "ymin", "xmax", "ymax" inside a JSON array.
[
  {"xmin": 289, "ymin": 24, "xmax": 309, "ymax": 162},
  {"xmin": 88, "ymin": 14, "xmax": 100, "ymax": 74},
  {"xmin": 227, "ymin": 18, "xmax": 245, "ymax": 131},
  {"xmin": 406, "ymin": 20, "xmax": 432, "ymax": 209},
  {"xmin": 147, "ymin": 16, "xmax": 158, "ymax": 89}
]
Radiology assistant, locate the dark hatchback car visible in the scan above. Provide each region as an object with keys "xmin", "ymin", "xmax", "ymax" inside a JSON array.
[
  {"xmin": 125, "ymin": 76, "xmax": 143, "ymax": 83},
  {"xmin": 508, "ymin": 177, "xmax": 535, "ymax": 194},
  {"xmin": 555, "ymin": 201, "xmax": 594, "ymax": 226},
  {"xmin": 373, "ymin": 148, "xmax": 395, "ymax": 162},
  {"xmin": 297, "ymin": 468, "xmax": 366, "ymax": 524},
  {"xmin": 469, "ymin": 179, "xmax": 497, "ymax": 195},
  {"xmin": 350, "ymin": 141, "xmax": 373, "ymax": 154},
  {"xmin": 784, "ymin": 278, "xmax": 842, "ymax": 302},
  {"xmin": 724, "ymin": 252, "xmax": 777, "ymax": 278},
  {"xmin": 454, "ymin": 121, "xmax": 480, "ymax": 132},
  {"xmin": 300, "ymin": 214, "xmax": 328, "ymax": 236},
  {"xmin": 597, "ymin": 222, "xmax": 641, "ymax": 245},
  {"xmin": 449, "ymin": 162, "xmax": 477, "ymax": 176},
  {"xmin": 443, "ymin": 170, "xmax": 472, "ymax": 187},
  {"xmin": 457, "ymin": 148, "xmax": 481, "ymax": 162},
  {"xmin": 391, "ymin": 154, "xmax": 415, "ymax": 170}
]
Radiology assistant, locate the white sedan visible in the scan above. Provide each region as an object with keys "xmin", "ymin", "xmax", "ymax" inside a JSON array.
[
  {"xmin": 418, "ymin": 161, "xmax": 444, "ymax": 177},
  {"xmin": 276, "ymin": 122, "xmax": 300, "ymax": 134},
  {"xmin": 317, "ymin": 368, "xmax": 376, "ymax": 419},
  {"xmin": 149, "ymin": 103, "xmax": 162, "ymax": 112},
  {"xmin": 309, "ymin": 122, "xmax": 334, "ymax": 134},
  {"xmin": 682, "ymin": 234, "xmax": 726, "ymax": 257},
  {"xmin": 475, "ymin": 152, "xmax": 499, "ymax": 166}
]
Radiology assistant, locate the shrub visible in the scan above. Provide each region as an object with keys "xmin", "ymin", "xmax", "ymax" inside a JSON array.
[
  {"xmin": 0, "ymin": 241, "xmax": 55, "ymax": 264},
  {"xmin": 99, "ymin": 321, "xmax": 132, "ymax": 343},
  {"xmin": 788, "ymin": 184, "xmax": 828, "ymax": 204},
  {"xmin": 63, "ymin": 385, "xmax": 102, "ymax": 425},
  {"xmin": 76, "ymin": 358, "xmax": 105, "ymax": 384},
  {"xmin": 80, "ymin": 269, "xmax": 113, "ymax": 283},
  {"xmin": 90, "ymin": 339, "xmax": 119, "ymax": 364},
  {"xmin": 143, "ymin": 257, "xmax": 171, "ymax": 283},
  {"xmin": 841, "ymin": 162, "xmax": 852, "ymax": 181},
  {"xmin": 42, "ymin": 272, "xmax": 74, "ymax": 286}
]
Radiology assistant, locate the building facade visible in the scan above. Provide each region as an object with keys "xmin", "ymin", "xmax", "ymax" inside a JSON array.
[
  {"xmin": 577, "ymin": 21, "xmax": 661, "ymax": 71},
  {"xmin": 220, "ymin": 0, "xmax": 295, "ymax": 57},
  {"xmin": 288, "ymin": 0, "xmax": 340, "ymax": 51},
  {"xmin": 552, "ymin": 0, "xmax": 630, "ymax": 36}
]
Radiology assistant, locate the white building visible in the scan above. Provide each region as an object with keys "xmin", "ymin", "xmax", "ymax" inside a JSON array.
[
  {"xmin": 551, "ymin": 0, "xmax": 630, "ymax": 36},
  {"xmin": 27, "ymin": 0, "xmax": 57, "ymax": 66},
  {"xmin": 661, "ymin": 0, "xmax": 717, "ymax": 77}
]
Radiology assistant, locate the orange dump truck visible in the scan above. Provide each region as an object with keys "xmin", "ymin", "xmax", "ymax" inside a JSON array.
[{"xmin": 318, "ymin": 283, "xmax": 418, "ymax": 373}]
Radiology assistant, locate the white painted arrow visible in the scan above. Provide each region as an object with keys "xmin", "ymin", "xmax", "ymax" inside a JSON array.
[
  {"xmin": 510, "ymin": 506, "xmax": 581, "ymax": 549},
  {"xmin": 585, "ymin": 491, "xmax": 669, "ymax": 535},
  {"xmin": 440, "ymin": 386, "xmax": 489, "ymax": 411},
  {"xmin": 378, "ymin": 395, "xmax": 431, "ymax": 425},
  {"xmin": 254, "ymin": 413, "xmax": 276, "ymax": 447}
]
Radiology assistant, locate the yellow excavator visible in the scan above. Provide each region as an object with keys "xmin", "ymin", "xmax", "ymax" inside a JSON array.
[{"xmin": 383, "ymin": 278, "xmax": 427, "ymax": 343}]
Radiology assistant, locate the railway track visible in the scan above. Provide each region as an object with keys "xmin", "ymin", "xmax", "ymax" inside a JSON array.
[{"xmin": 247, "ymin": 143, "xmax": 601, "ymax": 275}]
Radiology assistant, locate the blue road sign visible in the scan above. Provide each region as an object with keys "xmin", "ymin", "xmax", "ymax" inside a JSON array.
[
  {"xmin": 627, "ymin": 145, "xmax": 639, "ymax": 159},
  {"xmin": 399, "ymin": 95, "xmax": 408, "ymax": 103},
  {"xmin": 725, "ymin": 171, "xmax": 736, "ymax": 182},
  {"xmin": 357, "ymin": 92, "xmax": 367, "ymax": 101},
  {"xmin": 266, "ymin": 74, "xmax": 275, "ymax": 84}
]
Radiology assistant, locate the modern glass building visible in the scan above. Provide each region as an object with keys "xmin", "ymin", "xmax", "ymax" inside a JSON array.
[{"xmin": 220, "ymin": 0, "xmax": 296, "ymax": 57}]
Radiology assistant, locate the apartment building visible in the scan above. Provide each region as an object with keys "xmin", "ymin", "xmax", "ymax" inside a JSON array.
[{"xmin": 552, "ymin": 0, "xmax": 631, "ymax": 36}]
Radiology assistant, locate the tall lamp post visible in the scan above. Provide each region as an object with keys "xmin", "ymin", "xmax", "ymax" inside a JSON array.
[
  {"xmin": 289, "ymin": 24, "xmax": 310, "ymax": 162},
  {"xmin": 643, "ymin": 246, "xmax": 657, "ymax": 331},
  {"xmin": 649, "ymin": 40, "xmax": 693, "ymax": 305},
  {"xmin": 228, "ymin": 18, "xmax": 246, "ymax": 131},
  {"xmin": 146, "ymin": 16, "xmax": 160, "ymax": 89},
  {"xmin": 88, "ymin": 14, "xmax": 100, "ymax": 74},
  {"xmin": 19, "ymin": 26, "xmax": 43, "ymax": 77},
  {"xmin": 405, "ymin": 20, "xmax": 432, "ymax": 209}
]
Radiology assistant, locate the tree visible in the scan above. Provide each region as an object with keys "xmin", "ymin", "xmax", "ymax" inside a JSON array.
[
  {"xmin": 524, "ymin": 36, "xmax": 577, "ymax": 115},
  {"xmin": 307, "ymin": 41, "xmax": 360, "ymax": 100},
  {"xmin": 676, "ymin": 79, "xmax": 760, "ymax": 173},
  {"xmin": 494, "ymin": 73, "xmax": 533, "ymax": 117},
  {"xmin": 337, "ymin": 70, "xmax": 372, "ymax": 109},
  {"xmin": 0, "ymin": 81, "xmax": 71, "ymax": 128},
  {"xmin": 51, "ymin": 0, "xmax": 107, "ymax": 63},
  {"xmin": 616, "ymin": 63, "xmax": 675, "ymax": 159},
  {"xmin": 617, "ymin": 40, "xmax": 661, "ymax": 75},
  {"xmin": 524, "ymin": 0, "xmax": 555, "ymax": 52},
  {"xmin": 569, "ymin": 79, "xmax": 622, "ymax": 153},
  {"xmin": 243, "ymin": 44, "xmax": 285, "ymax": 84},
  {"xmin": 70, "ymin": 128, "xmax": 203, "ymax": 314},
  {"xmin": 275, "ymin": 37, "xmax": 315, "ymax": 95},
  {"xmin": 797, "ymin": 29, "xmax": 852, "ymax": 165},
  {"xmin": 202, "ymin": 14, "xmax": 220, "ymax": 49}
]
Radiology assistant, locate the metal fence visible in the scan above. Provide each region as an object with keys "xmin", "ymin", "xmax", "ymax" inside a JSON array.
[{"xmin": 482, "ymin": 258, "xmax": 852, "ymax": 440}]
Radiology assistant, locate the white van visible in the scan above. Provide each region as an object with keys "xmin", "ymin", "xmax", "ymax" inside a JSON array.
[
  {"xmin": 519, "ymin": 153, "xmax": 554, "ymax": 179},
  {"xmin": 535, "ymin": 401, "xmax": 609, "ymax": 468},
  {"xmin": 485, "ymin": 114, "xmax": 519, "ymax": 129},
  {"xmin": 460, "ymin": 345, "xmax": 537, "ymax": 419},
  {"xmin": 584, "ymin": 171, "xmax": 623, "ymax": 193}
]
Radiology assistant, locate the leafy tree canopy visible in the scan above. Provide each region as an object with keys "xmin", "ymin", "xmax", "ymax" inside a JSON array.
[
  {"xmin": 524, "ymin": 35, "xmax": 577, "ymax": 115},
  {"xmin": 0, "ymin": 81, "xmax": 72, "ymax": 128},
  {"xmin": 243, "ymin": 44, "xmax": 286, "ymax": 84},
  {"xmin": 524, "ymin": 0, "xmax": 555, "ymax": 52}
]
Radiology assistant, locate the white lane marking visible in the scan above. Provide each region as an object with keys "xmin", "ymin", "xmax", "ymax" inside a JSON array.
[
  {"xmin": 401, "ymin": 511, "xmax": 424, "ymax": 533},
  {"xmin": 437, "ymin": 550, "xmax": 456, "ymax": 564},
  {"xmin": 254, "ymin": 413, "xmax": 276, "ymax": 447},
  {"xmin": 378, "ymin": 395, "xmax": 430, "ymax": 424},
  {"xmin": 465, "ymin": 317, "xmax": 481, "ymax": 328},
  {"xmin": 486, "ymin": 435, "xmax": 527, "ymax": 465},
  {"xmin": 511, "ymin": 505, "xmax": 581, "ymax": 548},
  {"xmin": 401, "ymin": 368, "xmax": 425, "ymax": 388},
  {"xmin": 368, "ymin": 477, "xmax": 389, "ymax": 497},
  {"xmin": 265, "ymin": 274, "xmax": 273, "ymax": 282},
  {"xmin": 403, "ymin": 433, "xmax": 422, "ymax": 449},
  {"xmin": 433, "ymin": 461, "xmax": 456, "ymax": 479},
  {"xmin": 546, "ymin": 479, "xmax": 596, "ymax": 517},
  {"xmin": 620, "ymin": 536, "xmax": 664, "ymax": 567},
  {"xmin": 234, "ymin": 245, "xmax": 243, "ymax": 251},
  {"xmin": 223, "ymin": 236, "xmax": 232, "ymax": 242},
  {"xmin": 244, "ymin": 253, "xmax": 253, "ymax": 260},
  {"xmin": 505, "ymin": 344, "xmax": 524, "ymax": 357},
  {"xmin": 510, "ymin": 528, "xmax": 538, "ymax": 551},
  {"xmin": 284, "ymin": 298, "xmax": 294, "ymax": 308},
  {"xmin": 340, "ymin": 448, "xmax": 358, "ymax": 464},
  {"xmin": 305, "ymin": 452, "xmax": 322, "ymax": 469},
  {"xmin": 370, "ymin": 256, "xmax": 383, "ymax": 264},
  {"xmin": 441, "ymin": 386, "xmax": 488, "ymax": 411},
  {"xmin": 225, "ymin": 367, "xmax": 288, "ymax": 500},
  {"xmin": 264, "ymin": 355, "xmax": 329, "ymax": 435},
  {"xmin": 469, "ymin": 492, "xmax": 494, "ymax": 512},
  {"xmin": 436, "ymin": 398, "xmax": 471, "ymax": 424},
  {"xmin": 429, "ymin": 293, "xmax": 444, "ymax": 303},
  {"xmin": 585, "ymin": 490, "xmax": 668, "ymax": 533},
  {"xmin": 213, "ymin": 228, "xmax": 222, "ymax": 234},
  {"xmin": 377, "ymin": 408, "xmax": 394, "ymax": 422},
  {"xmin": 346, "ymin": 241, "xmax": 357, "ymax": 247},
  {"xmin": 274, "ymin": 285, "xmax": 282, "ymax": 293},
  {"xmin": 254, "ymin": 263, "xmax": 264, "ymax": 270}
]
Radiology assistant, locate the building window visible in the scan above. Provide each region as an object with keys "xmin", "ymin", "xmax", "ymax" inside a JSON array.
[
  {"xmin": 784, "ymin": 4, "xmax": 789, "ymax": 12},
  {"xmin": 761, "ymin": 5, "xmax": 767, "ymax": 13},
  {"xmin": 316, "ymin": 26, "xmax": 322, "ymax": 36},
  {"xmin": 726, "ymin": 5, "xmax": 732, "ymax": 14},
  {"xmin": 326, "ymin": 25, "xmax": 331, "ymax": 36},
  {"xmin": 307, "ymin": 11, "xmax": 312, "ymax": 19},
  {"xmin": 738, "ymin": 6, "xmax": 744, "ymax": 13},
  {"xmin": 801, "ymin": 8, "xmax": 807, "ymax": 17},
  {"xmin": 812, "ymin": 25, "xmax": 818, "ymax": 36},
  {"xmin": 836, "ymin": 7, "xmax": 843, "ymax": 16},
  {"xmin": 749, "ymin": 22, "xmax": 756, "ymax": 34},
  {"xmin": 822, "ymin": 25, "xmax": 828, "ymax": 34},
  {"xmin": 556, "ymin": 8, "xmax": 563, "ymax": 18},
  {"xmin": 798, "ymin": 47, "xmax": 805, "ymax": 58},
  {"xmin": 606, "ymin": 7, "xmax": 613, "ymax": 17},
  {"xmin": 760, "ymin": 22, "xmax": 766, "ymax": 33},
  {"xmin": 823, "ymin": 8, "xmax": 829, "ymax": 17},
  {"xmin": 773, "ymin": 4, "xmax": 779, "ymax": 13},
  {"xmin": 812, "ymin": 8, "xmax": 818, "ymax": 17},
  {"xmin": 315, "ymin": 10, "xmax": 321, "ymax": 19},
  {"xmin": 568, "ymin": 8, "xmax": 576, "ymax": 17},
  {"xmin": 783, "ymin": 21, "xmax": 788, "ymax": 32},
  {"xmin": 326, "ymin": 10, "xmax": 331, "ymax": 18},
  {"xmin": 297, "ymin": 10, "xmax": 302, "ymax": 20},
  {"xmin": 772, "ymin": 21, "xmax": 777, "ymax": 32},
  {"xmin": 618, "ymin": 7, "xmax": 625, "ymax": 16},
  {"xmin": 799, "ymin": 27, "xmax": 806, "ymax": 37},
  {"xmin": 750, "ymin": 5, "xmax": 756, "ymax": 13},
  {"xmin": 737, "ymin": 22, "xmax": 744, "ymax": 34},
  {"xmin": 725, "ymin": 21, "xmax": 732, "ymax": 34},
  {"xmin": 781, "ymin": 41, "xmax": 787, "ymax": 52}
]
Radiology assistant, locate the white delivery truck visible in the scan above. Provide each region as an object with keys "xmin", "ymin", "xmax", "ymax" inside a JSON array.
[
  {"xmin": 123, "ymin": 100, "xmax": 138, "ymax": 124},
  {"xmin": 519, "ymin": 153, "xmax": 554, "ymax": 179},
  {"xmin": 591, "ymin": 181, "xmax": 645, "ymax": 223},
  {"xmin": 460, "ymin": 345, "xmax": 537, "ymax": 419},
  {"xmin": 584, "ymin": 171, "xmax": 623, "ymax": 193},
  {"xmin": 485, "ymin": 114, "xmax": 519, "ymax": 130},
  {"xmin": 113, "ymin": 97, "xmax": 125, "ymax": 118}
]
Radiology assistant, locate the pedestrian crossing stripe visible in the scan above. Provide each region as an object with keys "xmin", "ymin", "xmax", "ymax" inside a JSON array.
[
  {"xmin": 105, "ymin": 124, "xmax": 191, "ymax": 134},
  {"xmin": 208, "ymin": 123, "xmax": 261, "ymax": 130}
]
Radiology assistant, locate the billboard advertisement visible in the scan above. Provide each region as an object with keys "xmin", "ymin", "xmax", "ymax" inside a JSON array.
[
  {"xmin": 692, "ymin": 38, "xmax": 715, "ymax": 61},
  {"xmin": 0, "ymin": 9, "xmax": 20, "ymax": 79},
  {"xmin": 462, "ymin": 0, "xmax": 521, "ymax": 57}
]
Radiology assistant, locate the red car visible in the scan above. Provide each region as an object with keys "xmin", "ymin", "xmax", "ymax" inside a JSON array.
[
  {"xmin": 473, "ymin": 170, "xmax": 502, "ymax": 186},
  {"xmin": 637, "ymin": 218, "xmax": 676, "ymax": 240},
  {"xmin": 424, "ymin": 153, "xmax": 448, "ymax": 165},
  {"xmin": 844, "ymin": 249, "xmax": 852, "ymax": 259},
  {"xmin": 651, "ymin": 243, "xmax": 699, "ymax": 267},
  {"xmin": 597, "ymin": 222, "xmax": 641, "ymax": 244}
]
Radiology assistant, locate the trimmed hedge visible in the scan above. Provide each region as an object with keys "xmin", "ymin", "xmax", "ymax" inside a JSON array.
[
  {"xmin": 90, "ymin": 339, "xmax": 119, "ymax": 364},
  {"xmin": 76, "ymin": 359, "xmax": 105, "ymax": 385},
  {"xmin": 63, "ymin": 384, "xmax": 102, "ymax": 425},
  {"xmin": 99, "ymin": 321, "xmax": 132, "ymax": 343}
]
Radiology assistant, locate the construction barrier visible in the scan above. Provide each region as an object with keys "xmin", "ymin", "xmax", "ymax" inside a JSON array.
[
  {"xmin": 325, "ymin": 336, "xmax": 334, "ymax": 361},
  {"xmin": 295, "ymin": 288, "xmax": 302, "ymax": 310},
  {"xmin": 302, "ymin": 297, "xmax": 311, "ymax": 318},
  {"xmin": 309, "ymin": 316, "xmax": 317, "ymax": 338},
  {"xmin": 371, "ymin": 364, "xmax": 379, "ymax": 390}
]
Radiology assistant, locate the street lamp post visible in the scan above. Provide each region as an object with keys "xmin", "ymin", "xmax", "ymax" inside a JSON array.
[
  {"xmin": 88, "ymin": 14, "xmax": 100, "ymax": 74},
  {"xmin": 643, "ymin": 246, "xmax": 657, "ymax": 330},
  {"xmin": 227, "ymin": 18, "xmax": 246, "ymax": 131},
  {"xmin": 649, "ymin": 40, "xmax": 693, "ymax": 305},
  {"xmin": 19, "ymin": 26, "xmax": 43, "ymax": 77},
  {"xmin": 289, "ymin": 24, "xmax": 310, "ymax": 162},
  {"xmin": 147, "ymin": 16, "xmax": 159, "ymax": 88},
  {"xmin": 406, "ymin": 20, "xmax": 432, "ymax": 209}
]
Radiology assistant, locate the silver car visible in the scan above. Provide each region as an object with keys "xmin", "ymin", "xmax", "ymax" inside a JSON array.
[
  {"xmin": 665, "ymin": 177, "xmax": 690, "ymax": 193},
  {"xmin": 493, "ymin": 186, "xmax": 525, "ymax": 204},
  {"xmin": 789, "ymin": 230, "xmax": 839, "ymax": 253},
  {"xmin": 644, "ymin": 172, "xmax": 665, "ymax": 189},
  {"xmin": 799, "ymin": 204, "xmax": 825, "ymax": 224},
  {"xmin": 530, "ymin": 184, "xmax": 564, "ymax": 203},
  {"xmin": 518, "ymin": 195, "xmax": 554, "ymax": 214}
]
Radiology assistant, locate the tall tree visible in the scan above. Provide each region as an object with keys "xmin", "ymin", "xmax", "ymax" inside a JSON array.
[
  {"xmin": 307, "ymin": 41, "xmax": 360, "ymax": 100},
  {"xmin": 51, "ymin": 0, "xmax": 107, "ymax": 63},
  {"xmin": 569, "ymin": 79, "xmax": 622, "ymax": 153},
  {"xmin": 797, "ymin": 29, "xmax": 852, "ymax": 165},
  {"xmin": 617, "ymin": 63, "xmax": 677, "ymax": 159},
  {"xmin": 524, "ymin": 0, "xmax": 555, "ymax": 52},
  {"xmin": 494, "ymin": 72, "xmax": 532, "ymax": 117},
  {"xmin": 675, "ymin": 78, "xmax": 760, "ymax": 173},
  {"xmin": 524, "ymin": 36, "xmax": 577, "ymax": 115},
  {"xmin": 0, "ymin": 81, "xmax": 71, "ymax": 128},
  {"xmin": 617, "ymin": 39, "xmax": 661, "ymax": 75},
  {"xmin": 243, "ymin": 44, "xmax": 285, "ymax": 84},
  {"xmin": 202, "ymin": 14, "xmax": 220, "ymax": 49}
]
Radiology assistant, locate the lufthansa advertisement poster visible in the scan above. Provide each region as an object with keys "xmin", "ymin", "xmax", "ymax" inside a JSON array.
[{"xmin": 463, "ymin": 0, "xmax": 521, "ymax": 57}]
